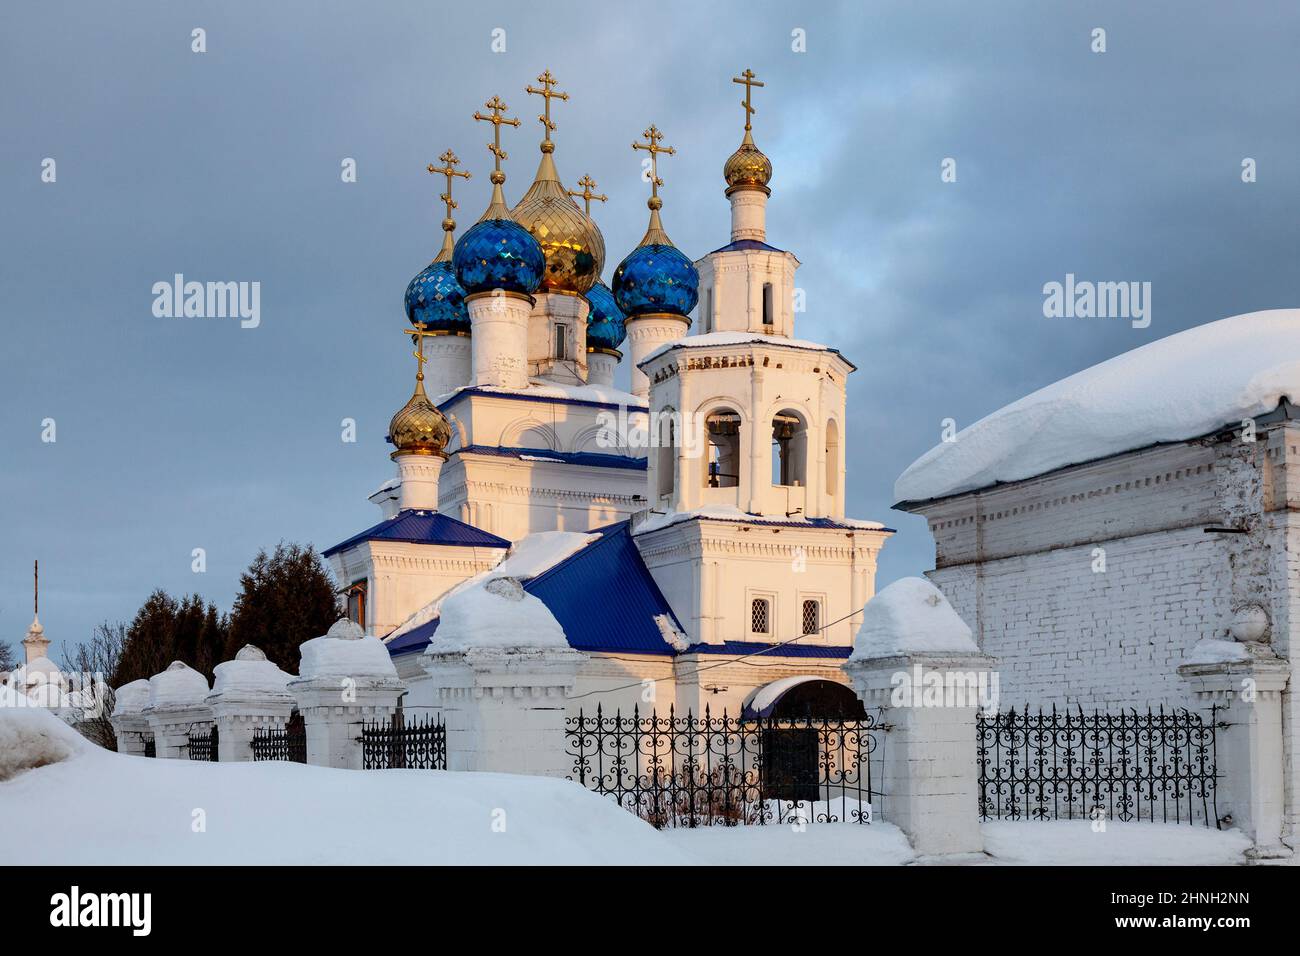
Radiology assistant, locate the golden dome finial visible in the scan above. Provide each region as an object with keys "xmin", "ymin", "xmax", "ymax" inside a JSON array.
[
  {"xmin": 473, "ymin": 96, "xmax": 522, "ymax": 220},
  {"xmin": 632, "ymin": 125, "xmax": 676, "ymax": 246},
  {"xmin": 724, "ymin": 68, "xmax": 773, "ymax": 194},
  {"xmin": 427, "ymin": 149, "xmax": 471, "ymax": 262},
  {"xmin": 388, "ymin": 324, "xmax": 451, "ymax": 459}
]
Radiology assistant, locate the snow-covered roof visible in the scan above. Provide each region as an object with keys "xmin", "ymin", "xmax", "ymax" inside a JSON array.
[
  {"xmin": 147, "ymin": 662, "xmax": 210, "ymax": 710},
  {"xmin": 387, "ymin": 530, "xmax": 599, "ymax": 642},
  {"xmin": 848, "ymin": 577, "xmax": 978, "ymax": 661},
  {"xmin": 636, "ymin": 504, "xmax": 889, "ymax": 535},
  {"xmin": 640, "ymin": 331, "xmax": 853, "ymax": 369},
  {"xmin": 437, "ymin": 382, "xmax": 645, "ymax": 410},
  {"xmin": 22, "ymin": 656, "xmax": 62, "ymax": 677},
  {"xmin": 427, "ymin": 577, "xmax": 568, "ymax": 654},
  {"xmin": 895, "ymin": 309, "xmax": 1300, "ymax": 504}
]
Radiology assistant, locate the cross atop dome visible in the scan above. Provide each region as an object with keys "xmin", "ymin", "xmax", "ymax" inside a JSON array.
[
  {"xmin": 525, "ymin": 69, "xmax": 569, "ymax": 151},
  {"xmin": 22, "ymin": 559, "xmax": 51, "ymax": 666},
  {"xmin": 427, "ymin": 149, "xmax": 471, "ymax": 262}
]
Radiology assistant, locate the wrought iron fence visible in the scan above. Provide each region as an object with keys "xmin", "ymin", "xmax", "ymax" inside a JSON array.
[
  {"xmin": 187, "ymin": 725, "xmax": 219, "ymax": 762},
  {"xmin": 977, "ymin": 706, "xmax": 1221, "ymax": 828},
  {"xmin": 251, "ymin": 715, "xmax": 307, "ymax": 763},
  {"xmin": 566, "ymin": 705, "xmax": 881, "ymax": 828},
  {"xmin": 360, "ymin": 713, "xmax": 447, "ymax": 770}
]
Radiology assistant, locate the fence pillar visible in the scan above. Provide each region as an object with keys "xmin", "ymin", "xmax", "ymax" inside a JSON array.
[
  {"xmin": 109, "ymin": 679, "xmax": 152, "ymax": 755},
  {"xmin": 424, "ymin": 646, "xmax": 587, "ymax": 776},
  {"xmin": 1179, "ymin": 655, "xmax": 1291, "ymax": 858},
  {"xmin": 143, "ymin": 662, "xmax": 213, "ymax": 759},
  {"xmin": 841, "ymin": 577, "xmax": 996, "ymax": 859},
  {"xmin": 286, "ymin": 620, "xmax": 404, "ymax": 769},
  {"xmin": 208, "ymin": 645, "xmax": 296, "ymax": 762}
]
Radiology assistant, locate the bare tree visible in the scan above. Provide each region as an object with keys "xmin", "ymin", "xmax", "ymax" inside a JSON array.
[{"xmin": 60, "ymin": 621, "xmax": 127, "ymax": 750}]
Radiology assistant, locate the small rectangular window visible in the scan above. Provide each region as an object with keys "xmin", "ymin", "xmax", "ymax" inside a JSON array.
[
  {"xmin": 751, "ymin": 598, "xmax": 770, "ymax": 635},
  {"xmin": 554, "ymin": 324, "xmax": 567, "ymax": 360},
  {"xmin": 762, "ymin": 283, "xmax": 773, "ymax": 325},
  {"xmin": 346, "ymin": 582, "xmax": 367, "ymax": 631},
  {"xmin": 801, "ymin": 599, "xmax": 820, "ymax": 635}
]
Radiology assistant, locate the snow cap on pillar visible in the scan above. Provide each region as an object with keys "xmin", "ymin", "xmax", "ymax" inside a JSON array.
[
  {"xmin": 111, "ymin": 679, "xmax": 151, "ymax": 717},
  {"xmin": 211, "ymin": 645, "xmax": 294, "ymax": 698},
  {"xmin": 427, "ymin": 576, "xmax": 568, "ymax": 654},
  {"xmin": 849, "ymin": 577, "xmax": 979, "ymax": 661},
  {"xmin": 298, "ymin": 620, "xmax": 398, "ymax": 680},
  {"xmin": 146, "ymin": 661, "xmax": 211, "ymax": 711}
]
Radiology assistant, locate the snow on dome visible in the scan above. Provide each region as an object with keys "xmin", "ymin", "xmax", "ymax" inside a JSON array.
[
  {"xmin": 23, "ymin": 656, "xmax": 62, "ymax": 677},
  {"xmin": 147, "ymin": 661, "xmax": 210, "ymax": 710},
  {"xmin": 212, "ymin": 651, "xmax": 294, "ymax": 698},
  {"xmin": 895, "ymin": 309, "xmax": 1300, "ymax": 504},
  {"xmin": 326, "ymin": 618, "xmax": 365, "ymax": 640},
  {"xmin": 298, "ymin": 633, "xmax": 397, "ymax": 680},
  {"xmin": 849, "ymin": 577, "xmax": 979, "ymax": 661},
  {"xmin": 427, "ymin": 576, "xmax": 568, "ymax": 654},
  {"xmin": 111, "ymin": 679, "xmax": 151, "ymax": 716}
]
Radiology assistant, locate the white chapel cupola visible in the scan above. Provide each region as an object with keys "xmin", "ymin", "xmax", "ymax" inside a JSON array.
[
  {"xmin": 386, "ymin": 329, "xmax": 453, "ymax": 512},
  {"xmin": 695, "ymin": 69, "xmax": 800, "ymax": 339}
]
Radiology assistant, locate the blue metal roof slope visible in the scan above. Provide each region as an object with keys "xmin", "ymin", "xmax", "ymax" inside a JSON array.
[
  {"xmin": 323, "ymin": 509, "xmax": 511, "ymax": 558},
  {"xmin": 386, "ymin": 521, "xmax": 683, "ymax": 657},
  {"xmin": 457, "ymin": 445, "xmax": 647, "ymax": 471}
]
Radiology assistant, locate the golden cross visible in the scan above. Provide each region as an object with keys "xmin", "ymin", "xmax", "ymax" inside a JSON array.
[
  {"xmin": 632, "ymin": 125, "xmax": 675, "ymax": 199},
  {"xmin": 525, "ymin": 69, "xmax": 568, "ymax": 143},
  {"xmin": 732, "ymin": 68, "xmax": 764, "ymax": 132},
  {"xmin": 473, "ymin": 96, "xmax": 521, "ymax": 173},
  {"xmin": 405, "ymin": 325, "xmax": 435, "ymax": 381},
  {"xmin": 567, "ymin": 174, "xmax": 607, "ymax": 215},
  {"xmin": 426, "ymin": 149, "xmax": 471, "ymax": 222},
  {"xmin": 33, "ymin": 559, "xmax": 38, "ymax": 616}
]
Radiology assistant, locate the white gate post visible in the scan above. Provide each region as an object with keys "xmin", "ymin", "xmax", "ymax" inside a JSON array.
[
  {"xmin": 208, "ymin": 645, "xmax": 296, "ymax": 762},
  {"xmin": 143, "ymin": 662, "xmax": 213, "ymax": 759},
  {"xmin": 841, "ymin": 578, "xmax": 996, "ymax": 860},
  {"xmin": 109, "ymin": 679, "xmax": 152, "ymax": 755},
  {"xmin": 1179, "ymin": 654, "xmax": 1291, "ymax": 858}
]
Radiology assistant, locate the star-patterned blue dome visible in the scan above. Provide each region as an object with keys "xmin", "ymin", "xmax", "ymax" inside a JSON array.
[
  {"xmin": 452, "ymin": 218, "xmax": 545, "ymax": 297},
  {"xmin": 585, "ymin": 280, "xmax": 626, "ymax": 351},
  {"xmin": 404, "ymin": 260, "xmax": 469, "ymax": 333},
  {"xmin": 612, "ymin": 243, "xmax": 699, "ymax": 319}
]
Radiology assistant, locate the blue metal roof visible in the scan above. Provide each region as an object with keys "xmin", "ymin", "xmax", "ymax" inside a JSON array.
[
  {"xmin": 323, "ymin": 509, "xmax": 511, "ymax": 558},
  {"xmin": 387, "ymin": 521, "xmax": 683, "ymax": 657},
  {"xmin": 686, "ymin": 641, "xmax": 852, "ymax": 659},
  {"xmin": 439, "ymin": 387, "xmax": 646, "ymax": 414},
  {"xmin": 457, "ymin": 444, "xmax": 647, "ymax": 471},
  {"xmin": 706, "ymin": 238, "xmax": 788, "ymax": 256}
]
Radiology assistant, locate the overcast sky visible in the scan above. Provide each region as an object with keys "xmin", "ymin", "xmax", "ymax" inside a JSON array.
[{"xmin": 2, "ymin": 1, "xmax": 1298, "ymax": 661}]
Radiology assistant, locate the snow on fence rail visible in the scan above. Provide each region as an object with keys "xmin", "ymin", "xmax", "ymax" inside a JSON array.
[
  {"xmin": 976, "ymin": 705, "xmax": 1222, "ymax": 828},
  {"xmin": 566, "ymin": 705, "xmax": 881, "ymax": 828}
]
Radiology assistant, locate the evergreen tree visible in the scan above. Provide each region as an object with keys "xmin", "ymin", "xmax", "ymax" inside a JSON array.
[
  {"xmin": 226, "ymin": 542, "xmax": 341, "ymax": 673},
  {"xmin": 113, "ymin": 590, "xmax": 229, "ymax": 684},
  {"xmin": 0, "ymin": 641, "xmax": 15, "ymax": 672}
]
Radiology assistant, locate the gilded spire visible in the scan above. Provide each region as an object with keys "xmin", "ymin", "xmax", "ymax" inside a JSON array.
[
  {"xmin": 632, "ymin": 125, "xmax": 676, "ymax": 247},
  {"xmin": 389, "ymin": 325, "xmax": 451, "ymax": 459},
  {"xmin": 427, "ymin": 149, "xmax": 471, "ymax": 262},
  {"xmin": 724, "ymin": 68, "xmax": 773, "ymax": 194},
  {"xmin": 472, "ymin": 95, "xmax": 522, "ymax": 221},
  {"xmin": 525, "ymin": 69, "xmax": 569, "ymax": 183}
]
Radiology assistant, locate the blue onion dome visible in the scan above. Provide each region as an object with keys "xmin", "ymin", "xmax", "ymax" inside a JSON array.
[
  {"xmin": 585, "ymin": 280, "xmax": 626, "ymax": 351},
  {"xmin": 453, "ymin": 173, "xmax": 545, "ymax": 297},
  {"xmin": 612, "ymin": 200, "xmax": 699, "ymax": 319},
  {"xmin": 404, "ymin": 259, "xmax": 469, "ymax": 333}
]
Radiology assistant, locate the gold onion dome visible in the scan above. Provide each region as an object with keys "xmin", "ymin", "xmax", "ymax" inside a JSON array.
[
  {"xmin": 723, "ymin": 129, "xmax": 772, "ymax": 194},
  {"xmin": 507, "ymin": 70, "xmax": 605, "ymax": 295},
  {"xmin": 387, "ymin": 372, "xmax": 451, "ymax": 460}
]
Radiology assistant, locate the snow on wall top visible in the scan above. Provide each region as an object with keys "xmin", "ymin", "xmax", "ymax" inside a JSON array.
[
  {"xmin": 111, "ymin": 679, "xmax": 151, "ymax": 716},
  {"xmin": 211, "ymin": 651, "xmax": 294, "ymax": 698},
  {"xmin": 298, "ymin": 633, "xmax": 398, "ymax": 681},
  {"xmin": 848, "ymin": 577, "xmax": 979, "ymax": 660},
  {"xmin": 427, "ymin": 576, "xmax": 568, "ymax": 653},
  {"xmin": 640, "ymin": 331, "xmax": 842, "ymax": 368},
  {"xmin": 147, "ymin": 662, "xmax": 210, "ymax": 710},
  {"xmin": 894, "ymin": 309, "xmax": 1300, "ymax": 504}
]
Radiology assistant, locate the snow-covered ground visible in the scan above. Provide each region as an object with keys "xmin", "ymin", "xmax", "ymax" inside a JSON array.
[
  {"xmin": 0, "ymin": 704, "xmax": 1254, "ymax": 866},
  {"xmin": 667, "ymin": 820, "xmax": 1251, "ymax": 866}
]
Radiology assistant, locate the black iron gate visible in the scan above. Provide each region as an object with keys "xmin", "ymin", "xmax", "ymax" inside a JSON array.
[
  {"xmin": 359, "ymin": 713, "xmax": 447, "ymax": 770},
  {"xmin": 251, "ymin": 711, "xmax": 307, "ymax": 763},
  {"xmin": 977, "ymin": 706, "xmax": 1221, "ymax": 827},
  {"xmin": 566, "ymin": 705, "xmax": 881, "ymax": 828},
  {"xmin": 187, "ymin": 724, "xmax": 219, "ymax": 762}
]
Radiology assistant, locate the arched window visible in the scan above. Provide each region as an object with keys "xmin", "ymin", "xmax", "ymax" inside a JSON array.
[
  {"xmin": 825, "ymin": 419, "xmax": 840, "ymax": 498},
  {"xmin": 771, "ymin": 409, "xmax": 808, "ymax": 487},
  {"xmin": 751, "ymin": 598, "xmax": 770, "ymax": 635},
  {"xmin": 705, "ymin": 408, "xmax": 742, "ymax": 488},
  {"xmin": 762, "ymin": 283, "xmax": 773, "ymax": 326},
  {"xmin": 657, "ymin": 411, "xmax": 675, "ymax": 499}
]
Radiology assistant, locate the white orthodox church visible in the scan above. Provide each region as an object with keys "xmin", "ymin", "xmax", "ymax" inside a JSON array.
[{"xmin": 323, "ymin": 70, "xmax": 891, "ymax": 718}]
